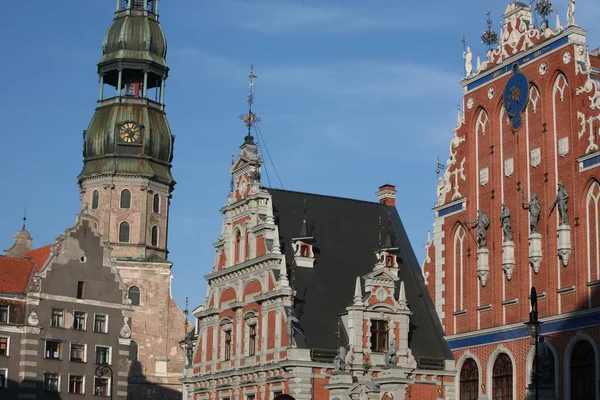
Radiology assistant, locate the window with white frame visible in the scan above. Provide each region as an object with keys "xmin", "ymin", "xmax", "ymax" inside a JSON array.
[
  {"xmin": 244, "ymin": 313, "xmax": 258, "ymax": 356},
  {"xmin": 95, "ymin": 346, "xmax": 111, "ymax": 365},
  {"xmin": 224, "ymin": 330, "xmax": 232, "ymax": 361},
  {"xmin": 0, "ymin": 369, "xmax": 7, "ymax": 389},
  {"xmin": 0, "ymin": 337, "xmax": 8, "ymax": 356},
  {"xmin": 45, "ymin": 340, "xmax": 61, "ymax": 359},
  {"xmin": 73, "ymin": 311, "xmax": 87, "ymax": 330},
  {"xmin": 51, "ymin": 308, "xmax": 64, "ymax": 328},
  {"xmin": 0, "ymin": 305, "xmax": 8, "ymax": 323},
  {"xmin": 220, "ymin": 320, "xmax": 233, "ymax": 361},
  {"xmin": 70, "ymin": 343, "xmax": 86, "ymax": 362},
  {"xmin": 94, "ymin": 376, "xmax": 110, "ymax": 396},
  {"xmin": 43, "ymin": 372, "xmax": 60, "ymax": 392},
  {"xmin": 69, "ymin": 374, "xmax": 84, "ymax": 394},
  {"xmin": 94, "ymin": 314, "xmax": 108, "ymax": 333}
]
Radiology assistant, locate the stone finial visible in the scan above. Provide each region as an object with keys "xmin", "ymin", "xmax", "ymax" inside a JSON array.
[
  {"xmin": 555, "ymin": 11, "xmax": 562, "ymax": 30},
  {"xmin": 279, "ymin": 262, "xmax": 289, "ymax": 287},
  {"xmin": 353, "ymin": 277, "xmax": 363, "ymax": 306},
  {"xmin": 398, "ymin": 281, "xmax": 409, "ymax": 311}
]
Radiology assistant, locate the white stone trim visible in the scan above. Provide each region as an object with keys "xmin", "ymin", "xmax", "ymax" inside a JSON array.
[
  {"xmin": 564, "ymin": 331, "xmax": 600, "ymax": 400},
  {"xmin": 586, "ymin": 182, "xmax": 600, "ymax": 299},
  {"xmin": 486, "ymin": 345, "xmax": 516, "ymax": 400}
]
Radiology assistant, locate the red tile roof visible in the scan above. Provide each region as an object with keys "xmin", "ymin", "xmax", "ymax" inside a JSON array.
[
  {"xmin": 0, "ymin": 256, "xmax": 35, "ymax": 294},
  {"xmin": 20, "ymin": 244, "xmax": 54, "ymax": 272},
  {"xmin": 0, "ymin": 244, "xmax": 54, "ymax": 294}
]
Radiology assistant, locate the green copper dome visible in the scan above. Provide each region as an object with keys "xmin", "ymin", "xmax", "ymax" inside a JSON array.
[{"xmin": 100, "ymin": 11, "xmax": 167, "ymax": 68}]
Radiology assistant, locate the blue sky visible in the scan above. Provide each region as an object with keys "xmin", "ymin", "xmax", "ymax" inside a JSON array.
[{"xmin": 1, "ymin": 0, "xmax": 599, "ymax": 312}]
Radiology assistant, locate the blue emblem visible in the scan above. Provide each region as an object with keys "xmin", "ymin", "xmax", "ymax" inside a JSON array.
[{"xmin": 503, "ymin": 64, "xmax": 529, "ymax": 130}]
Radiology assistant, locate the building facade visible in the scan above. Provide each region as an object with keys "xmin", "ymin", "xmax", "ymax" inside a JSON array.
[
  {"xmin": 422, "ymin": 2, "xmax": 600, "ymax": 399},
  {"xmin": 182, "ymin": 82, "xmax": 456, "ymax": 399},
  {"xmin": 0, "ymin": 212, "xmax": 133, "ymax": 399}
]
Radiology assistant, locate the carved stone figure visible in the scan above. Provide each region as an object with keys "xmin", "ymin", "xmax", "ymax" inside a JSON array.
[
  {"xmin": 500, "ymin": 203, "xmax": 513, "ymax": 242},
  {"xmin": 567, "ymin": 0, "xmax": 576, "ymax": 25},
  {"xmin": 464, "ymin": 46, "xmax": 473, "ymax": 77},
  {"xmin": 467, "ymin": 210, "xmax": 490, "ymax": 248},
  {"xmin": 333, "ymin": 346, "xmax": 347, "ymax": 372},
  {"xmin": 345, "ymin": 347, "xmax": 355, "ymax": 366},
  {"xmin": 286, "ymin": 308, "xmax": 300, "ymax": 347},
  {"xmin": 522, "ymin": 192, "xmax": 541, "ymax": 233},
  {"xmin": 550, "ymin": 182, "xmax": 569, "ymax": 225},
  {"xmin": 384, "ymin": 342, "xmax": 398, "ymax": 366}
]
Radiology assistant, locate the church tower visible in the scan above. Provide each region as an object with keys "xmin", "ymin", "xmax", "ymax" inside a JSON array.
[{"xmin": 78, "ymin": 1, "xmax": 186, "ymax": 397}]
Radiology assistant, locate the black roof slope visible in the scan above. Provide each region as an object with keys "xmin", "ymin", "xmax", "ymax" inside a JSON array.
[{"xmin": 268, "ymin": 188, "xmax": 453, "ymax": 364}]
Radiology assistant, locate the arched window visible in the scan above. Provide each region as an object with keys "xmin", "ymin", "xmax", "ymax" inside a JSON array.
[
  {"xmin": 151, "ymin": 226, "xmax": 158, "ymax": 247},
  {"xmin": 128, "ymin": 286, "xmax": 140, "ymax": 306},
  {"xmin": 301, "ymin": 245, "xmax": 309, "ymax": 257},
  {"xmin": 120, "ymin": 189, "xmax": 131, "ymax": 209},
  {"xmin": 492, "ymin": 353, "xmax": 513, "ymax": 400},
  {"xmin": 571, "ymin": 340, "xmax": 596, "ymax": 399},
  {"xmin": 234, "ymin": 231, "xmax": 242, "ymax": 264},
  {"xmin": 453, "ymin": 225, "xmax": 466, "ymax": 314},
  {"xmin": 119, "ymin": 221, "xmax": 130, "ymax": 243},
  {"xmin": 587, "ymin": 182, "xmax": 600, "ymax": 283},
  {"xmin": 153, "ymin": 194, "xmax": 160, "ymax": 214},
  {"xmin": 459, "ymin": 358, "xmax": 479, "ymax": 400},
  {"xmin": 91, "ymin": 190, "xmax": 99, "ymax": 210},
  {"xmin": 476, "ymin": 109, "xmax": 489, "ymax": 135},
  {"xmin": 129, "ymin": 340, "xmax": 139, "ymax": 361}
]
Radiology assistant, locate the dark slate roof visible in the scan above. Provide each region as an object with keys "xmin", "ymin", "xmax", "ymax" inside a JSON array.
[{"xmin": 268, "ymin": 188, "xmax": 452, "ymax": 364}]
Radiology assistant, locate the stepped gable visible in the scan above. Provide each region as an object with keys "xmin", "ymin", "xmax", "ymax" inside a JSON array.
[{"xmin": 268, "ymin": 188, "xmax": 452, "ymax": 362}]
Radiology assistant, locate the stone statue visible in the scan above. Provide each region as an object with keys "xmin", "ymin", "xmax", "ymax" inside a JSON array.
[
  {"xmin": 184, "ymin": 332, "xmax": 194, "ymax": 367},
  {"xmin": 345, "ymin": 347, "xmax": 355, "ymax": 366},
  {"xmin": 522, "ymin": 192, "xmax": 541, "ymax": 234},
  {"xmin": 567, "ymin": 0, "xmax": 576, "ymax": 25},
  {"xmin": 384, "ymin": 342, "xmax": 398, "ymax": 366},
  {"xmin": 500, "ymin": 203, "xmax": 513, "ymax": 242},
  {"xmin": 464, "ymin": 46, "xmax": 473, "ymax": 77},
  {"xmin": 467, "ymin": 210, "xmax": 490, "ymax": 248},
  {"xmin": 550, "ymin": 182, "xmax": 569, "ymax": 225},
  {"xmin": 333, "ymin": 346, "xmax": 347, "ymax": 372},
  {"xmin": 286, "ymin": 308, "xmax": 300, "ymax": 347}
]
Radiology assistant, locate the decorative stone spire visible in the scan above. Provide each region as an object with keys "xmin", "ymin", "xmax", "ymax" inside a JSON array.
[
  {"xmin": 279, "ymin": 262, "xmax": 289, "ymax": 287},
  {"xmin": 555, "ymin": 10, "xmax": 562, "ymax": 30},
  {"xmin": 398, "ymin": 281, "xmax": 408, "ymax": 310},
  {"xmin": 4, "ymin": 211, "xmax": 33, "ymax": 258},
  {"xmin": 353, "ymin": 277, "xmax": 363, "ymax": 306}
]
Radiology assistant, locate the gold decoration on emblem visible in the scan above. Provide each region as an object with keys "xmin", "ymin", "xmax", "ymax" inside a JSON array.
[{"xmin": 119, "ymin": 122, "xmax": 140, "ymax": 143}]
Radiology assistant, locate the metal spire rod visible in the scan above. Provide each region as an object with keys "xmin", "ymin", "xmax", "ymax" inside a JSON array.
[
  {"xmin": 23, "ymin": 206, "xmax": 27, "ymax": 230},
  {"xmin": 240, "ymin": 64, "xmax": 261, "ymax": 136}
]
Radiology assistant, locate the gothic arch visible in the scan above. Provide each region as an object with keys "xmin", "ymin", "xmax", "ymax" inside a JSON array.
[
  {"xmin": 475, "ymin": 108, "xmax": 490, "ymax": 136},
  {"xmin": 455, "ymin": 351, "xmax": 483, "ymax": 399},
  {"xmin": 585, "ymin": 180, "xmax": 600, "ymax": 283},
  {"xmin": 452, "ymin": 223, "xmax": 467, "ymax": 314},
  {"xmin": 552, "ymin": 72, "xmax": 569, "ymax": 102},
  {"xmin": 486, "ymin": 345, "xmax": 517, "ymax": 399},
  {"xmin": 218, "ymin": 286, "xmax": 238, "ymax": 308},
  {"xmin": 564, "ymin": 332, "xmax": 600, "ymax": 400},
  {"xmin": 525, "ymin": 340, "xmax": 559, "ymax": 398},
  {"xmin": 529, "ymin": 84, "xmax": 542, "ymax": 114}
]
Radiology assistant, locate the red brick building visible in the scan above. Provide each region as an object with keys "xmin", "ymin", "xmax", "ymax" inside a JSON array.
[
  {"xmin": 422, "ymin": 2, "xmax": 600, "ymax": 399},
  {"xmin": 182, "ymin": 70, "xmax": 456, "ymax": 399}
]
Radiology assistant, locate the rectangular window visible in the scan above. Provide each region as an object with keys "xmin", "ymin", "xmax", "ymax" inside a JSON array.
[
  {"xmin": 0, "ymin": 337, "xmax": 7, "ymax": 356},
  {"xmin": 73, "ymin": 311, "xmax": 86, "ymax": 330},
  {"xmin": 69, "ymin": 375, "xmax": 84, "ymax": 394},
  {"xmin": 94, "ymin": 376, "xmax": 110, "ymax": 396},
  {"xmin": 95, "ymin": 346, "xmax": 110, "ymax": 365},
  {"xmin": 224, "ymin": 330, "xmax": 232, "ymax": 361},
  {"xmin": 369, "ymin": 320, "xmax": 388, "ymax": 353},
  {"xmin": 43, "ymin": 372, "xmax": 60, "ymax": 392},
  {"xmin": 0, "ymin": 305, "xmax": 8, "ymax": 323},
  {"xmin": 51, "ymin": 309, "xmax": 64, "ymax": 328},
  {"xmin": 45, "ymin": 340, "xmax": 61, "ymax": 359},
  {"xmin": 0, "ymin": 369, "xmax": 6, "ymax": 389},
  {"xmin": 77, "ymin": 281, "xmax": 85, "ymax": 299},
  {"xmin": 246, "ymin": 395, "xmax": 256, "ymax": 400},
  {"xmin": 70, "ymin": 344, "xmax": 85, "ymax": 362},
  {"xmin": 94, "ymin": 314, "xmax": 107, "ymax": 333},
  {"xmin": 272, "ymin": 391, "xmax": 283, "ymax": 399},
  {"xmin": 248, "ymin": 325, "xmax": 257, "ymax": 356}
]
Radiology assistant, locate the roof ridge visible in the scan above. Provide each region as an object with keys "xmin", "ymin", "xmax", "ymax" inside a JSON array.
[{"xmin": 266, "ymin": 187, "xmax": 384, "ymax": 206}]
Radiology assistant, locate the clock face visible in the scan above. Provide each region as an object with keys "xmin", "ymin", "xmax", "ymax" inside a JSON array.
[{"xmin": 120, "ymin": 122, "xmax": 140, "ymax": 143}]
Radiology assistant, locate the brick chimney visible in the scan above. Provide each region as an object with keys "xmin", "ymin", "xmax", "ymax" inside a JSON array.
[{"xmin": 376, "ymin": 184, "xmax": 397, "ymax": 207}]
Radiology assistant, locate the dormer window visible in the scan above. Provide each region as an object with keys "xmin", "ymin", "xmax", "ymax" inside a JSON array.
[
  {"xmin": 386, "ymin": 256, "xmax": 393, "ymax": 267},
  {"xmin": 300, "ymin": 245, "xmax": 309, "ymax": 257},
  {"xmin": 292, "ymin": 239, "xmax": 315, "ymax": 268},
  {"xmin": 370, "ymin": 320, "xmax": 388, "ymax": 352}
]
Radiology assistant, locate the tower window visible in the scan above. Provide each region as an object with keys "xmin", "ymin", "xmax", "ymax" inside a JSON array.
[
  {"xmin": 151, "ymin": 226, "xmax": 159, "ymax": 247},
  {"xmin": 120, "ymin": 189, "xmax": 131, "ymax": 209},
  {"xmin": 119, "ymin": 222, "xmax": 130, "ymax": 243},
  {"xmin": 248, "ymin": 324, "xmax": 257, "ymax": 356},
  {"xmin": 128, "ymin": 286, "xmax": 140, "ymax": 306},
  {"xmin": 91, "ymin": 190, "xmax": 99, "ymax": 209},
  {"xmin": 234, "ymin": 231, "xmax": 242, "ymax": 264},
  {"xmin": 224, "ymin": 330, "xmax": 232, "ymax": 361},
  {"xmin": 129, "ymin": 341, "xmax": 139, "ymax": 361},
  {"xmin": 153, "ymin": 194, "xmax": 160, "ymax": 213},
  {"xmin": 370, "ymin": 320, "xmax": 388, "ymax": 352}
]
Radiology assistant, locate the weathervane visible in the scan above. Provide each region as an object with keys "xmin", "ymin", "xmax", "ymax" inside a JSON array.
[
  {"xmin": 534, "ymin": 0, "xmax": 553, "ymax": 25},
  {"xmin": 239, "ymin": 64, "xmax": 261, "ymax": 136},
  {"xmin": 481, "ymin": 12, "xmax": 499, "ymax": 50},
  {"xmin": 22, "ymin": 206, "xmax": 27, "ymax": 230}
]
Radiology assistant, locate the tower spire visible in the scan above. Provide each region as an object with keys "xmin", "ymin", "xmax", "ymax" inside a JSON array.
[
  {"xmin": 22, "ymin": 206, "xmax": 27, "ymax": 230},
  {"xmin": 239, "ymin": 65, "xmax": 261, "ymax": 144}
]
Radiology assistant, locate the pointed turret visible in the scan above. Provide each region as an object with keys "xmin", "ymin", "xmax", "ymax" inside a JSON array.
[
  {"xmin": 4, "ymin": 213, "xmax": 33, "ymax": 258},
  {"xmin": 353, "ymin": 277, "xmax": 363, "ymax": 306}
]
